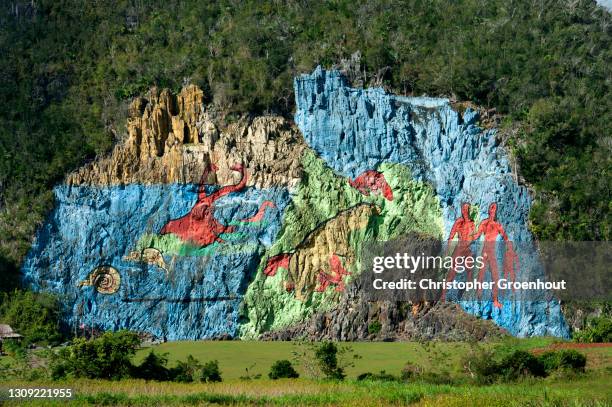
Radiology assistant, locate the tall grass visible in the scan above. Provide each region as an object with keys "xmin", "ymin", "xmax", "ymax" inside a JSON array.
[{"xmin": 3, "ymin": 374, "xmax": 610, "ymax": 407}]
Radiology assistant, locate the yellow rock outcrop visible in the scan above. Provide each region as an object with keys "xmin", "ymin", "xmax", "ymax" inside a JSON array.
[{"xmin": 67, "ymin": 85, "xmax": 305, "ymax": 188}]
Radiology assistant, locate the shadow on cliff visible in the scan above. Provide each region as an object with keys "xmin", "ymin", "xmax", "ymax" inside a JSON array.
[{"xmin": 0, "ymin": 254, "xmax": 21, "ymax": 293}]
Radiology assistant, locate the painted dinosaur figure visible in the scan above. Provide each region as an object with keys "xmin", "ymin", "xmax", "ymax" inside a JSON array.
[
  {"xmin": 315, "ymin": 254, "xmax": 351, "ymax": 292},
  {"xmin": 348, "ymin": 170, "xmax": 393, "ymax": 201},
  {"xmin": 263, "ymin": 203, "xmax": 379, "ymax": 301},
  {"xmin": 159, "ymin": 163, "xmax": 247, "ymax": 247}
]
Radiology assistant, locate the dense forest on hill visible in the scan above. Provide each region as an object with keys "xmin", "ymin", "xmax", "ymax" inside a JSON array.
[{"xmin": 0, "ymin": 0, "xmax": 610, "ymax": 288}]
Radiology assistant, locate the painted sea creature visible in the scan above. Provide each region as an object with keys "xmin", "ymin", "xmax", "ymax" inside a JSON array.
[
  {"xmin": 78, "ymin": 266, "xmax": 121, "ymax": 294},
  {"xmin": 242, "ymin": 200, "xmax": 276, "ymax": 223},
  {"xmin": 160, "ymin": 163, "xmax": 247, "ymax": 247}
]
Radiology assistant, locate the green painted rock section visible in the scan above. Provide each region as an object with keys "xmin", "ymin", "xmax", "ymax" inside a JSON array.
[{"xmin": 240, "ymin": 150, "xmax": 443, "ymax": 338}]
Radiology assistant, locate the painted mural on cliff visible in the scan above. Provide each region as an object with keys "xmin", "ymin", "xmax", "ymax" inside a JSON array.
[
  {"xmin": 287, "ymin": 67, "xmax": 567, "ymax": 337},
  {"xmin": 21, "ymin": 68, "xmax": 569, "ymax": 340}
]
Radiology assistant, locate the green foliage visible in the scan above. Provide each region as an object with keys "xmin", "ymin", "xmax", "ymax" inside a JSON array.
[
  {"xmin": 133, "ymin": 350, "xmax": 171, "ymax": 381},
  {"xmin": 367, "ymin": 320, "xmax": 382, "ymax": 335},
  {"xmin": 555, "ymin": 349, "xmax": 587, "ymax": 372},
  {"xmin": 397, "ymin": 361, "xmax": 453, "ymax": 384},
  {"xmin": 51, "ymin": 330, "xmax": 140, "ymax": 380},
  {"xmin": 497, "ymin": 350, "xmax": 546, "ymax": 381},
  {"xmin": 314, "ymin": 342, "xmax": 346, "ymax": 380},
  {"xmin": 1, "ymin": 339, "xmax": 27, "ymax": 358},
  {"xmin": 268, "ymin": 359, "xmax": 299, "ymax": 380},
  {"xmin": 292, "ymin": 341, "xmax": 359, "ymax": 380},
  {"xmin": 0, "ymin": 290, "xmax": 62, "ymax": 345},
  {"xmin": 200, "ymin": 360, "xmax": 222, "ymax": 383},
  {"xmin": 573, "ymin": 317, "xmax": 612, "ymax": 343},
  {"xmin": 169, "ymin": 354, "xmax": 202, "ymax": 383},
  {"xmin": 100, "ymin": 348, "xmax": 222, "ymax": 383},
  {"xmin": 462, "ymin": 346, "xmax": 499, "ymax": 384},
  {"xmin": 462, "ymin": 344, "xmax": 587, "ymax": 384},
  {"xmin": 539, "ymin": 350, "xmax": 586, "ymax": 374},
  {"xmin": 400, "ymin": 362, "xmax": 425, "ymax": 381},
  {"xmin": 357, "ymin": 370, "xmax": 397, "ymax": 382}
]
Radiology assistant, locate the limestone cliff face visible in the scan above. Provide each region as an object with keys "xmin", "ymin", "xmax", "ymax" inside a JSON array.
[
  {"xmin": 68, "ymin": 85, "xmax": 304, "ymax": 189},
  {"xmin": 22, "ymin": 70, "xmax": 569, "ymax": 340},
  {"xmin": 262, "ymin": 294, "xmax": 508, "ymax": 342}
]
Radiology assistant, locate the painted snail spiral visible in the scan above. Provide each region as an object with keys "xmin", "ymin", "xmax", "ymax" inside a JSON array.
[{"xmin": 78, "ymin": 266, "xmax": 121, "ymax": 294}]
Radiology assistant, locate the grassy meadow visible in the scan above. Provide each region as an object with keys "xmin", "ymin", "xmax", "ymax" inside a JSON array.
[
  {"xmin": 2, "ymin": 374, "xmax": 611, "ymax": 406},
  {"xmin": 130, "ymin": 337, "xmax": 571, "ymax": 379},
  {"xmin": 2, "ymin": 338, "xmax": 611, "ymax": 406}
]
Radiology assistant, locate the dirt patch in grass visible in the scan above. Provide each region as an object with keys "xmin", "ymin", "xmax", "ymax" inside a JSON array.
[{"xmin": 530, "ymin": 342, "xmax": 612, "ymax": 354}]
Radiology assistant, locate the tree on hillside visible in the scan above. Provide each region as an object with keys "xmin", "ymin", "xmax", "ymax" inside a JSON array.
[{"xmin": 0, "ymin": 290, "xmax": 62, "ymax": 345}]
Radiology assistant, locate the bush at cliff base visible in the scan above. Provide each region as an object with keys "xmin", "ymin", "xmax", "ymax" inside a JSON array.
[
  {"xmin": 51, "ymin": 331, "xmax": 140, "ymax": 380},
  {"xmin": 573, "ymin": 317, "xmax": 612, "ymax": 343}
]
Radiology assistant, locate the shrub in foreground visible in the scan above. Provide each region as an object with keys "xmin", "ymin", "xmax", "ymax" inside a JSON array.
[
  {"xmin": 132, "ymin": 350, "xmax": 171, "ymax": 381},
  {"xmin": 462, "ymin": 347, "xmax": 499, "ymax": 384},
  {"xmin": 315, "ymin": 342, "xmax": 346, "ymax": 380},
  {"xmin": 462, "ymin": 347, "xmax": 587, "ymax": 384},
  {"xmin": 170, "ymin": 355, "xmax": 202, "ymax": 383},
  {"xmin": 497, "ymin": 350, "xmax": 546, "ymax": 381},
  {"xmin": 292, "ymin": 341, "xmax": 359, "ymax": 380},
  {"xmin": 357, "ymin": 370, "xmax": 397, "ymax": 382},
  {"xmin": 200, "ymin": 360, "xmax": 222, "ymax": 382},
  {"xmin": 269, "ymin": 360, "xmax": 299, "ymax": 380},
  {"xmin": 51, "ymin": 331, "xmax": 140, "ymax": 380},
  {"xmin": 539, "ymin": 350, "xmax": 586, "ymax": 373},
  {"xmin": 400, "ymin": 362, "xmax": 425, "ymax": 381},
  {"xmin": 132, "ymin": 352, "xmax": 223, "ymax": 382}
]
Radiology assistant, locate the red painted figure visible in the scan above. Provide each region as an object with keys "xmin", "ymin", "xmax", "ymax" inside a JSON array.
[
  {"xmin": 348, "ymin": 170, "xmax": 393, "ymax": 201},
  {"xmin": 503, "ymin": 241, "xmax": 519, "ymax": 285},
  {"xmin": 472, "ymin": 203, "xmax": 510, "ymax": 309},
  {"xmin": 316, "ymin": 254, "xmax": 351, "ymax": 292},
  {"xmin": 441, "ymin": 203, "xmax": 475, "ymax": 302},
  {"xmin": 160, "ymin": 163, "xmax": 247, "ymax": 247}
]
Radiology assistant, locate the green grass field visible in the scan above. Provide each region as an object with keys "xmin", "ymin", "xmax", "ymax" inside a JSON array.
[
  {"xmin": 131, "ymin": 337, "xmax": 569, "ymax": 380},
  {"xmin": 2, "ymin": 339, "xmax": 611, "ymax": 406},
  {"xmin": 2, "ymin": 373, "xmax": 611, "ymax": 406}
]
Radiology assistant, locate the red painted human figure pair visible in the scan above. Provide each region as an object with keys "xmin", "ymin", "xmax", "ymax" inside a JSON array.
[{"xmin": 443, "ymin": 202, "xmax": 518, "ymax": 309}]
